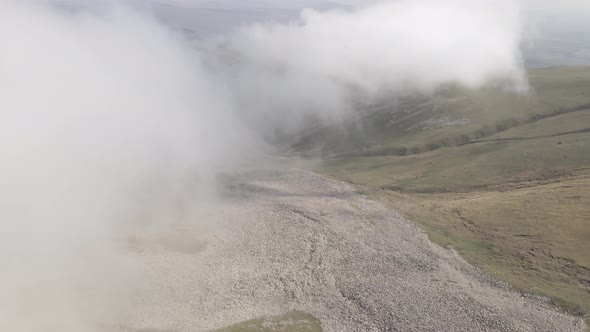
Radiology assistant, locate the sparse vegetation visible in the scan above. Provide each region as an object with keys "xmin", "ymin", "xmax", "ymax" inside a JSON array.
[{"xmin": 215, "ymin": 311, "xmax": 322, "ymax": 332}]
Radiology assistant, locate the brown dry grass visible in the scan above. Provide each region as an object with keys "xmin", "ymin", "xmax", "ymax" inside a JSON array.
[{"xmin": 363, "ymin": 174, "xmax": 590, "ymax": 318}]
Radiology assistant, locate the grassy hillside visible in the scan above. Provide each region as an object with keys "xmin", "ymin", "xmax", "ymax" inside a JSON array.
[
  {"xmin": 303, "ymin": 66, "xmax": 590, "ymax": 322},
  {"xmin": 293, "ymin": 66, "xmax": 590, "ymax": 158}
]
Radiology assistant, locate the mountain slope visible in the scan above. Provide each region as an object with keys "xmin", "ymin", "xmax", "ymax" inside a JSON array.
[
  {"xmin": 307, "ymin": 66, "xmax": 590, "ymax": 321},
  {"xmin": 293, "ymin": 66, "xmax": 590, "ymax": 158}
]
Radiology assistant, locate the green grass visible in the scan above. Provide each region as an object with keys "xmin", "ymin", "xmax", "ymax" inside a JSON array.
[
  {"xmin": 215, "ymin": 311, "xmax": 322, "ymax": 332},
  {"xmin": 479, "ymin": 109, "xmax": 590, "ymax": 140},
  {"xmin": 318, "ymin": 126, "xmax": 590, "ymax": 193}
]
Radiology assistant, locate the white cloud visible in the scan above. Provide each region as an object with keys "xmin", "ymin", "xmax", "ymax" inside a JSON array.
[{"xmin": 0, "ymin": 1, "xmax": 528, "ymax": 330}]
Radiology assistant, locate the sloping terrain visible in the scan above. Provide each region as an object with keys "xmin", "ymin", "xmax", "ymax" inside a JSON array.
[
  {"xmin": 307, "ymin": 67, "xmax": 590, "ymax": 321},
  {"xmin": 293, "ymin": 66, "xmax": 590, "ymax": 158},
  {"xmin": 113, "ymin": 166, "xmax": 583, "ymax": 331}
]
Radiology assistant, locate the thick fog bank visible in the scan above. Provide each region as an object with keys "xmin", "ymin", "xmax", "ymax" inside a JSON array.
[
  {"xmin": 0, "ymin": 0, "xmax": 526, "ymax": 330},
  {"xmin": 213, "ymin": 0, "xmax": 526, "ymax": 137},
  {"xmin": 0, "ymin": 2, "xmax": 252, "ymax": 330}
]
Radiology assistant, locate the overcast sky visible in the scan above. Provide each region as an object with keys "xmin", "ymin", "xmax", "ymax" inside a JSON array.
[
  {"xmin": 144, "ymin": 0, "xmax": 590, "ymax": 67},
  {"xmin": 144, "ymin": 0, "xmax": 590, "ymax": 35},
  {"xmin": 54, "ymin": 0, "xmax": 590, "ymax": 67},
  {"xmin": 58, "ymin": 1, "xmax": 590, "ymax": 33}
]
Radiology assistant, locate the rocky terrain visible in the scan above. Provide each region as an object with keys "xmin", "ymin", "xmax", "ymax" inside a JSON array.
[{"xmin": 114, "ymin": 166, "xmax": 584, "ymax": 332}]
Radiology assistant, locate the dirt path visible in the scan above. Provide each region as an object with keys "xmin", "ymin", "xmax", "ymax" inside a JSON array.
[{"xmin": 115, "ymin": 166, "xmax": 585, "ymax": 332}]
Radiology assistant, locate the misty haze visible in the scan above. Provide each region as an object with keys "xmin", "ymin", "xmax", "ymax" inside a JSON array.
[{"xmin": 0, "ymin": 1, "xmax": 589, "ymax": 331}]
